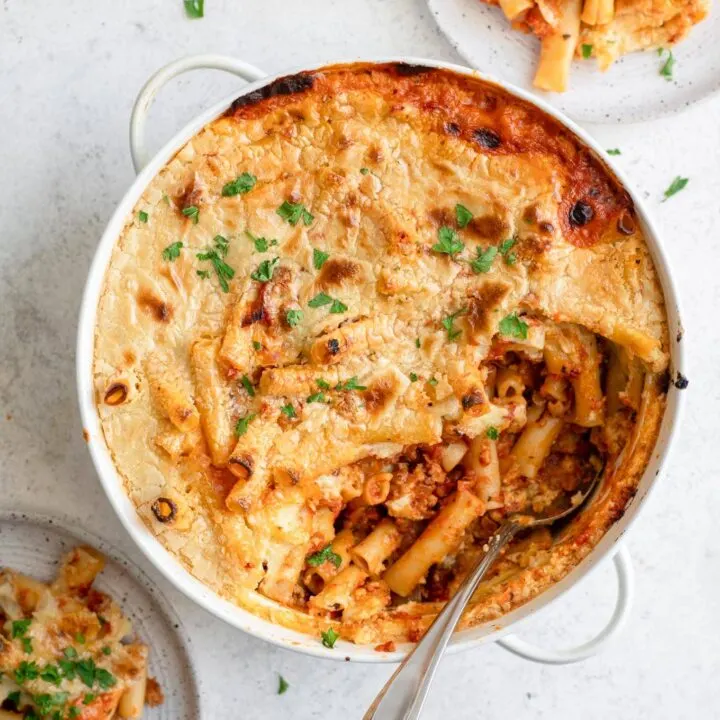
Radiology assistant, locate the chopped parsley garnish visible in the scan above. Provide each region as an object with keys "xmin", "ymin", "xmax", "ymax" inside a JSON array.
[
  {"xmin": 196, "ymin": 269, "xmax": 211, "ymax": 279},
  {"xmin": 14, "ymin": 660, "xmax": 39, "ymax": 684},
  {"xmin": 499, "ymin": 312, "xmax": 529, "ymax": 340},
  {"xmin": 581, "ymin": 44, "xmax": 593, "ymax": 59},
  {"xmin": 306, "ymin": 392, "xmax": 326, "ymax": 404},
  {"xmin": 251, "ymin": 257, "xmax": 279, "ymax": 283},
  {"xmin": 662, "ymin": 176, "xmax": 689, "ymax": 202},
  {"xmin": 329, "ymin": 299, "xmax": 348, "ymax": 314},
  {"xmin": 184, "ymin": 0, "xmax": 204, "ymax": 18},
  {"xmin": 321, "ymin": 628, "xmax": 339, "ymax": 649},
  {"xmin": 5, "ymin": 690, "xmax": 20, "ymax": 709},
  {"xmin": 428, "ymin": 377, "xmax": 438, "ymax": 386},
  {"xmin": 313, "ymin": 248, "xmax": 329, "ymax": 270},
  {"xmin": 498, "ymin": 237, "xmax": 516, "ymax": 265},
  {"xmin": 409, "ymin": 372, "xmax": 418, "ymax": 382},
  {"xmin": 278, "ymin": 675, "xmax": 290, "ymax": 695},
  {"xmin": 12, "ymin": 619, "xmax": 31, "ymax": 639},
  {"xmin": 83, "ymin": 694, "xmax": 96, "ymax": 705},
  {"xmin": 308, "ymin": 292, "xmax": 333, "ymax": 308},
  {"xmin": 659, "ymin": 49, "xmax": 675, "ymax": 80},
  {"xmin": 75, "ymin": 633, "xmax": 85, "ymax": 645},
  {"xmin": 336, "ymin": 376, "xmax": 367, "ymax": 391},
  {"xmin": 102, "ymin": 646, "xmax": 111, "ymax": 656},
  {"xmin": 253, "ymin": 341, "xmax": 263, "ymax": 351},
  {"xmin": 281, "ymin": 404, "xmax": 296, "ymax": 419},
  {"xmin": 22, "ymin": 638, "xmax": 32, "ymax": 654},
  {"xmin": 286, "ymin": 308, "xmax": 303, "ymax": 327},
  {"xmin": 486, "ymin": 426, "xmax": 499, "ymax": 440},
  {"xmin": 471, "ymin": 246, "xmax": 498, "ymax": 274},
  {"xmin": 182, "ymin": 205, "xmax": 199, "ymax": 224},
  {"xmin": 455, "ymin": 203, "xmax": 473, "ymax": 228},
  {"xmin": 162, "ymin": 241, "xmax": 183, "ymax": 261},
  {"xmin": 213, "ymin": 234, "xmax": 229, "ymax": 257},
  {"xmin": 607, "ymin": 148, "xmax": 622, "ymax": 156},
  {"xmin": 76, "ymin": 659, "xmax": 96, "ymax": 688},
  {"xmin": 360, "ymin": 167, "xmax": 370, "ymax": 175},
  {"xmin": 240, "ymin": 375, "xmax": 255, "ymax": 397},
  {"xmin": 316, "ymin": 379, "xmax": 331, "ymax": 390},
  {"xmin": 40, "ymin": 665, "xmax": 62, "ymax": 686},
  {"xmin": 95, "ymin": 668, "xmax": 116, "ymax": 690},
  {"xmin": 277, "ymin": 201, "xmax": 313, "ymax": 226},
  {"xmin": 307, "ymin": 544, "xmax": 342, "ymax": 568},
  {"xmin": 59, "ymin": 659, "xmax": 76, "ymax": 681},
  {"xmin": 246, "ymin": 231, "xmax": 278, "ymax": 252},
  {"xmin": 234, "ymin": 413, "xmax": 257, "ymax": 437},
  {"xmin": 415, "ymin": 338, "xmax": 421, "ymax": 349},
  {"xmin": 138, "ymin": 210, "xmax": 148, "ymax": 223},
  {"xmin": 432, "ymin": 226, "xmax": 464, "ymax": 256},
  {"xmin": 69, "ymin": 708, "xmax": 81, "ymax": 719},
  {"xmin": 63, "ymin": 647, "xmax": 78, "ymax": 660},
  {"xmin": 222, "ymin": 172, "xmax": 257, "ymax": 197},
  {"xmin": 196, "ymin": 247, "xmax": 235, "ymax": 291},
  {"xmin": 442, "ymin": 308, "xmax": 466, "ymax": 342}
]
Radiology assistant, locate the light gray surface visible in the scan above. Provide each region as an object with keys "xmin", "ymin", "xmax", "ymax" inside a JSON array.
[{"xmin": 0, "ymin": 1, "xmax": 717, "ymax": 719}]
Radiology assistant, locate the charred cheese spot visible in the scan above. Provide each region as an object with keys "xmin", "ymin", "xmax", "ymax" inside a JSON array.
[
  {"xmin": 516, "ymin": 233, "xmax": 552, "ymax": 262},
  {"xmin": 151, "ymin": 497, "xmax": 177, "ymax": 524},
  {"xmin": 318, "ymin": 258, "xmax": 362, "ymax": 289},
  {"xmin": 123, "ymin": 349, "xmax": 137, "ymax": 365},
  {"xmin": 444, "ymin": 121, "xmax": 461, "ymax": 136},
  {"xmin": 428, "ymin": 207, "xmax": 456, "ymax": 228},
  {"xmin": 138, "ymin": 289, "xmax": 173, "ymax": 323},
  {"xmin": 466, "ymin": 215, "xmax": 509, "ymax": 243},
  {"xmin": 363, "ymin": 379, "xmax": 395, "ymax": 415},
  {"xmin": 466, "ymin": 282, "xmax": 511, "ymax": 337},
  {"xmin": 229, "ymin": 72, "xmax": 315, "ymax": 113},
  {"xmin": 392, "ymin": 62, "xmax": 434, "ymax": 77},
  {"xmin": 472, "ymin": 128, "xmax": 501, "ymax": 150}
]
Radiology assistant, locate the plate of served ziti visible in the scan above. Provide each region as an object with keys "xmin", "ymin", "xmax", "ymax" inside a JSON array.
[
  {"xmin": 0, "ymin": 512, "xmax": 199, "ymax": 720},
  {"xmin": 428, "ymin": 0, "xmax": 717, "ymax": 122}
]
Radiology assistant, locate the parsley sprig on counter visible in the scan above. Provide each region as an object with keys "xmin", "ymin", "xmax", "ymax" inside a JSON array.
[
  {"xmin": 321, "ymin": 628, "xmax": 339, "ymax": 649},
  {"xmin": 184, "ymin": 0, "xmax": 204, "ymax": 18},
  {"xmin": 662, "ymin": 176, "xmax": 689, "ymax": 202}
]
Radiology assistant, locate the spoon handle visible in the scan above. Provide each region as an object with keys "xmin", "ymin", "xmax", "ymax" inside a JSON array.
[{"xmin": 364, "ymin": 521, "xmax": 519, "ymax": 720}]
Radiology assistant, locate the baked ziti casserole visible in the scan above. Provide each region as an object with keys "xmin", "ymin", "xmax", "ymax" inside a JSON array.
[
  {"xmin": 0, "ymin": 547, "xmax": 162, "ymax": 719},
  {"xmin": 93, "ymin": 63, "xmax": 669, "ymax": 647}
]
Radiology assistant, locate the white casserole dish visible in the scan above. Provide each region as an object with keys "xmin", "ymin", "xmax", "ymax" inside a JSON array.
[{"xmin": 76, "ymin": 54, "xmax": 686, "ymax": 665}]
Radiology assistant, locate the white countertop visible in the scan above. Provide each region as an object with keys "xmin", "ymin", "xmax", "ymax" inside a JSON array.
[{"xmin": 1, "ymin": 1, "xmax": 718, "ymax": 718}]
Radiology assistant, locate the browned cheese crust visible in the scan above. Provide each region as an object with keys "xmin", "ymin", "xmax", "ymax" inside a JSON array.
[{"xmin": 93, "ymin": 64, "xmax": 668, "ymax": 644}]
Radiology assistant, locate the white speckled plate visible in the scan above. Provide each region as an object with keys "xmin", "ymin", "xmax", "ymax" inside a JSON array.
[
  {"xmin": 428, "ymin": 0, "xmax": 719, "ymax": 124},
  {"xmin": 0, "ymin": 511, "xmax": 200, "ymax": 720}
]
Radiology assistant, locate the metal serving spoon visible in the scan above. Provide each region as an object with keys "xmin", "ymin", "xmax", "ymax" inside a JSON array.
[{"xmin": 363, "ymin": 471, "xmax": 602, "ymax": 720}]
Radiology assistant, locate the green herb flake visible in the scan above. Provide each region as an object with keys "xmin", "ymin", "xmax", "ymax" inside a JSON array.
[
  {"xmin": 63, "ymin": 647, "xmax": 78, "ymax": 660},
  {"xmin": 14, "ymin": 660, "xmax": 40, "ymax": 684},
  {"xmin": 321, "ymin": 627, "xmax": 339, "ymax": 649},
  {"xmin": 428, "ymin": 377, "xmax": 438, "ymax": 386},
  {"xmin": 442, "ymin": 308, "xmax": 466, "ymax": 342},
  {"xmin": 222, "ymin": 172, "xmax": 257, "ymax": 197},
  {"xmin": 251, "ymin": 257, "xmax": 279, "ymax": 283},
  {"xmin": 40, "ymin": 665, "xmax": 62, "ymax": 686},
  {"xmin": 5, "ymin": 691, "xmax": 20, "ymax": 709},
  {"xmin": 234, "ymin": 413, "xmax": 257, "ymax": 437},
  {"xmin": 213, "ymin": 234, "xmax": 229, "ymax": 257},
  {"xmin": 75, "ymin": 633, "xmax": 85, "ymax": 645},
  {"xmin": 138, "ymin": 210, "xmax": 149, "ymax": 223},
  {"xmin": 659, "ymin": 49, "xmax": 675, "ymax": 80},
  {"xmin": 22, "ymin": 637, "xmax": 33, "ymax": 654},
  {"xmin": 581, "ymin": 44, "xmax": 593, "ymax": 59},
  {"xmin": 662, "ymin": 176, "xmax": 689, "ymax": 202},
  {"xmin": 498, "ymin": 237, "xmax": 516, "ymax": 256},
  {"xmin": 329, "ymin": 299, "xmax": 348, "ymax": 314},
  {"xmin": 316, "ymin": 379, "xmax": 331, "ymax": 390},
  {"xmin": 455, "ymin": 203, "xmax": 473, "ymax": 228},
  {"xmin": 246, "ymin": 231, "xmax": 278, "ymax": 253},
  {"xmin": 432, "ymin": 226, "xmax": 464, "ymax": 256},
  {"xmin": 253, "ymin": 341, "xmax": 263, "ymax": 351},
  {"xmin": 415, "ymin": 338, "xmax": 421, "ymax": 349},
  {"xmin": 360, "ymin": 167, "xmax": 370, "ymax": 175},
  {"xmin": 95, "ymin": 668, "xmax": 116, "ymax": 690},
  {"xmin": 58, "ymin": 660, "xmax": 76, "ymax": 681},
  {"xmin": 11, "ymin": 619, "xmax": 31, "ymax": 638},
  {"xmin": 286, "ymin": 308, "xmax": 304, "ymax": 327},
  {"xmin": 337, "ymin": 376, "xmax": 367, "ymax": 392},
  {"xmin": 240, "ymin": 375, "xmax": 255, "ymax": 397},
  {"xmin": 182, "ymin": 205, "xmax": 199, "ymax": 224},
  {"xmin": 69, "ymin": 708, "xmax": 81, "ymax": 719},
  {"xmin": 313, "ymin": 248, "xmax": 329, "ymax": 270},
  {"xmin": 83, "ymin": 694, "xmax": 96, "ymax": 705},
  {"xmin": 308, "ymin": 292, "xmax": 333, "ymax": 308},
  {"xmin": 498, "ymin": 312, "xmax": 529, "ymax": 340},
  {"xmin": 196, "ymin": 249, "xmax": 236, "ymax": 292},
  {"xmin": 471, "ymin": 245, "xmax": 498, "ymax": 274},
  {"xmin": 277, "ymin": 201, "xmax": 314, "ymax": 227},
  {"xmin": 504, "ymin": 252, "xmax": 517, "ymax": 265},
  {"xmin": 409, "ymin": 372, "xmax": 418, "ymax": 382},
  {"xmin": 486, "ymin": 426, "xmax": 499, "ymax": 440},
  {"xmin": 306, "ymin": 392, "xmax": 326, "ymax": 404},
  {"xmin": 102, "ymin": 646, "xmax": 112, "ymax": 656},
  {"xmin": 307, "ymin": 544, "xmax": 342, "ymax": 568},
  {"xmin": 280, "ymin": 404, "xmax": 296, "ymax": 419},
  {"xmin": 278, "ymin": 674, "xmax": 290, "ymax": 695},
  {"xmin": 162, "ymin": 241, "xmax": 183, "ymax": 262},
  {"xmin": 196, "ymin": 269, "xmax": 210, "ymax": 279},
  {"xmin": 607, "ymin": 148, "xmax": 622, "ymax": 156},
  {"xmin": 184, "ymin": 0, "xmax": 204, "ymax": 18}
]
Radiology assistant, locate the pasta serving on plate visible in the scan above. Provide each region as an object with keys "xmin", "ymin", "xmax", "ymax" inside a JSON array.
[
  {"xmin": 481, "ymin": 0, "xmax": 710, "ymax": 91},
  {"xmin": 0, "ymin": 547, "xmax": 162, "ymax": 719},
  {"xmin": 93, "ymin": 63, "xmax": 670, "ymax": 647}
]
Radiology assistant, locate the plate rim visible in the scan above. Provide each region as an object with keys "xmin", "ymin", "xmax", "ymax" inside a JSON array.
[
  {"xmin": 0, "ymin": 508, "xmax": 203, "ymax": 720},
  {"xmin": 426, "ymin": 0, "xmax": 720, "ymax": 125}
]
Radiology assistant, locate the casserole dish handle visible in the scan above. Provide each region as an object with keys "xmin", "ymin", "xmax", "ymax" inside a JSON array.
[
  {"xmin": 496, "ymin": 546, "xmax": 633, "ymax": 664},
  {"xmin": 129, "ymin": 54, "xmax": 266, "ymax": 173}
]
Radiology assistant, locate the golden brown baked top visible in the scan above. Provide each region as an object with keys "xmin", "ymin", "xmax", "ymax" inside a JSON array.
[{"xmin": 93, "ymin": 63, "xmax": 668, "ymax": 646}]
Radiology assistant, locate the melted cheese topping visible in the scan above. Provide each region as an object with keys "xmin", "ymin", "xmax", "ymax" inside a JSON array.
[{"xmin": 93, "ymin": 64, "xmax": 669, "ymax": 645}]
